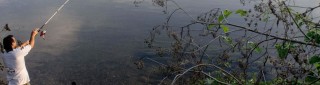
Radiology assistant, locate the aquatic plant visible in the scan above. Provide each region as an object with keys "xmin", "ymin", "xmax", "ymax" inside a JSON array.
[{"xmin": 137, "ymin": 0, "xmax": 320, "ymax": 84}]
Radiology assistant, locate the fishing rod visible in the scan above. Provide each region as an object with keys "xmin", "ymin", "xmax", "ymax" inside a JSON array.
[{"xmin": 39, "ymin": 0, "xmax": 70, "ymax": 38}]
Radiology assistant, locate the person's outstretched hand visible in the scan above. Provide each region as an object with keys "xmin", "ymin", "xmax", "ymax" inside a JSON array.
[
  {"xmin": 31, "ymin": 28, "xmax": 39, "ymax": 36},
  {"xmin": 29, "ymin": 28, "xmax": 39, "ymax": 48}
]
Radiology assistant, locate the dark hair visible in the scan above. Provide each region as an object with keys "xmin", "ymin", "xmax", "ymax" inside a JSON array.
[{"xmin": 3, "ymin": 35, "xmax": 14, "ymax": 52}]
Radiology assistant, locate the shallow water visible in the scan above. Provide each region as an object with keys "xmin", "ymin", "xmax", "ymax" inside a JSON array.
[{"xmin": 0, "ymin": 0, "xmax": 319, "ymax": 84}]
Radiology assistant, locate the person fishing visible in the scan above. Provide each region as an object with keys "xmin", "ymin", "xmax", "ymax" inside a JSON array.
[
  {"xmin": 2, "ymin": 28, "xmax": 39, "ymax": 85},
  {"xmin": 0, "ymin": 0, "xmax": 69, "ymax": 84}
]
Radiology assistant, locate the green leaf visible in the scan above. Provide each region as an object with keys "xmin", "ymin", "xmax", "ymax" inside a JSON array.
[
  {"xmin": 223, "ymin": 9, "xmax": 232, "ymax": 18},
  {"xmin": 235, "ymin": 9, "xmax": 247, "ymax": 17},
  {"xmin": 218, "ymin": 15, "xmax": 224, "ymax": 23},
  {"xmin": 254, "ymin": 47, "xmax": 262, "ymax": 53},
  {"xmin": 224, "ymin": 62, "xmax": 231, "ymax": 67},
  {"xmin": 218, "ymin": 9, "xmax": 233, "ymax": 23},
  {"xmin": 298, "ymin": 21, "xmax": 304, "ymax": 28},
  {"xmin": 248, "ymin": 41, "xmax": 262, "ymax": 53},
  {"xmin": 208, "ymin": 24, "xmax": 214, "ymax": 29},
  {"xmin": 306, "ymin": 30, "xmax": 320, "ymax": 44},
  {"xmin": 284, "ymin": 7, "xmax": 293, "ymax": 13},
  {"xmin": 205, "ymin": 78, "xmax": 214, "ymax": 85},
  {"xmin": 315, "ymin": 63, "xmax": 320, "ymax": 70},
  {"xmin": 222, "ymin": 36, "xmax": 232, "ymax": 45},
  {"xmin": 310, "ymin": 56, "xmax": 320, "ymax": 64},
  {"xmin": 221, "ymin": 25, "xmax": 229, "ymax": 33},
  {"xmin": 275, "ymin": 43, "xmax": 291, "ymax": 59},
  {"xmin": 294, "ymin": 13, "xmax": 303, "ymax": 21},
  {"xmin": 306, "ymin": 73, "xmax": 317, "ymax": 82}
]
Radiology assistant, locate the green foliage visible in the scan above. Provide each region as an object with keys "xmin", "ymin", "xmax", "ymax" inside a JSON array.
[
  {"xmin": 146, "ymin": 1, "xmax": 320, "ymax": 85},
  {"xmin": 205, "ymin": 78, "xmax": 214, "ymax": 85},
  {"xmin": 305, "ymin": 30, "xmax": 320, "ymax": 44},
  {"xmin": 223, "ymin": 9, "xmax": 233, "ymax": 18},
  {"xmin": 248, "ymin": 41, "xmax": 262, "ymax": 53},
  {"xmin": 222, "ymin": 36, "xmax": 233, "ymax": 45},
  {"xmin": 310, "ymin": 55, "xmax": 320, "ymax": 64},
  {"xmin": 294, "ymin": 13, "xmax": 305, "ymax": 28},
  {"xmin": 315, "ymin": 63, "xmax": 320, "ymax": 70},
  {"xmin": 275, "ymin": 43, "xmax": 293, "ymax": 59},
  {"xmin": 281, "ymin": 6, "xmax": 293, "ymax": 13},
  {"xmin": 218, "ymin": 15, "xmax": 224, "ymax": 23},
  {"xmin": 218, "ymin": 9, "xmax": 232, "ymax": 23},
  {"xmin": 208, "ymin": 24, "xmax": 214, "ymax": 29},
  {"xmin": 307, "ymin": 55, "xmax": 320, "ymax": 83},
  {"xmin": 235, "ymin": 9, "xmax": 247, "ymax": 17},
  {"xmin": 221, "ymin": 25, "xmax": 229, "ymax": 33},
  {"xmin": 306, "ymin": 73, "xmax": 317, "ymax": 83}
]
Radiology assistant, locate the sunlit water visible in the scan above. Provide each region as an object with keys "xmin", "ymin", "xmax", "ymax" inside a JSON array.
[{"xmin": 0, "ymin": 0, "xmax": 319, "ymax": 84}]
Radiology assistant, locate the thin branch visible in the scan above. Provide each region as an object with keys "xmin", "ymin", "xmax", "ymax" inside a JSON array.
[
  {"xmin": 158, "ymin": 76, "xmax": 168, "ymax": 85},
  {"xmin": 226, "ymin": 23, "xmax": 319, "ymax": 47},
  {"xmin": 143, "ymin": 57, "xmax": 167, "ymax": 67},
  {"xmin": 282, "ymin": 1, "xmax": 309, "ymax": 40},
  {"xmin": 201, "ymin": 71, "xmax": 231, "ymax": 85},
  {"xmin": 309, "ymin": 78, "xmax": 320, "ymax": 85},
  {"xmin": 195, "ymin": 21, "xmax": 319, "ymax": 47},
  {"xmin": 170, "ymin": 64, "xmax": 242, "ymax": 85},
  {"xmin": 169, "ymin": 0, "xmax": 196, "ymax": 21}
]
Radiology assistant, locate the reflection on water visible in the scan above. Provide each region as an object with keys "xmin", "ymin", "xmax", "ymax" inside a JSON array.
[{"xmin": 1, "ymin": 0, "xmax": 317, "ymax": 84}]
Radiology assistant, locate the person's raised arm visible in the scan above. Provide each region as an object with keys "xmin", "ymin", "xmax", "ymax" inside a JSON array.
[
  {"xmin": 20, "ymin": 40, "xmax": 29, "ymax": 47},
  {"xmin": 29, "ymin": 28, "xmax": 39, "ymax": 48}
]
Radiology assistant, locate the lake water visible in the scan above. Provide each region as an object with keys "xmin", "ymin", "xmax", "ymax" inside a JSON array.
[{"xmin": 0, "ymin": 0, "xmax": 319, "ymax": 84}]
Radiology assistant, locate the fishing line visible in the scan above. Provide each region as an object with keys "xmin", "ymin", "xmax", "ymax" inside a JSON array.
[
  {"xmin": 39, "ymin": 0, "xmax": 70, "ymax": 31},
  {"xmin": 38, "ymin": 0, "xmax": 70, "ymax": 39}
]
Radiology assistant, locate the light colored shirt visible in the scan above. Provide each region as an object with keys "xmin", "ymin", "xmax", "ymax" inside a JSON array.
[{"xmin": 2, "ymin": 45, "xmax": 32, "ymax": 85}]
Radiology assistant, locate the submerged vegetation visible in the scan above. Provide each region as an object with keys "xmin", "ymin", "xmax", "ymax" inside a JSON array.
[{"xmin": 136, "ymin": 0, "xmax": 320, "ymax": 84}]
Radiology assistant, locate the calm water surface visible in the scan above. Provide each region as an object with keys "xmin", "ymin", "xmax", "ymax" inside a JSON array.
[{"xmin": 0, "ymin": 0, "xmax": 319, "ymax": 84}]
